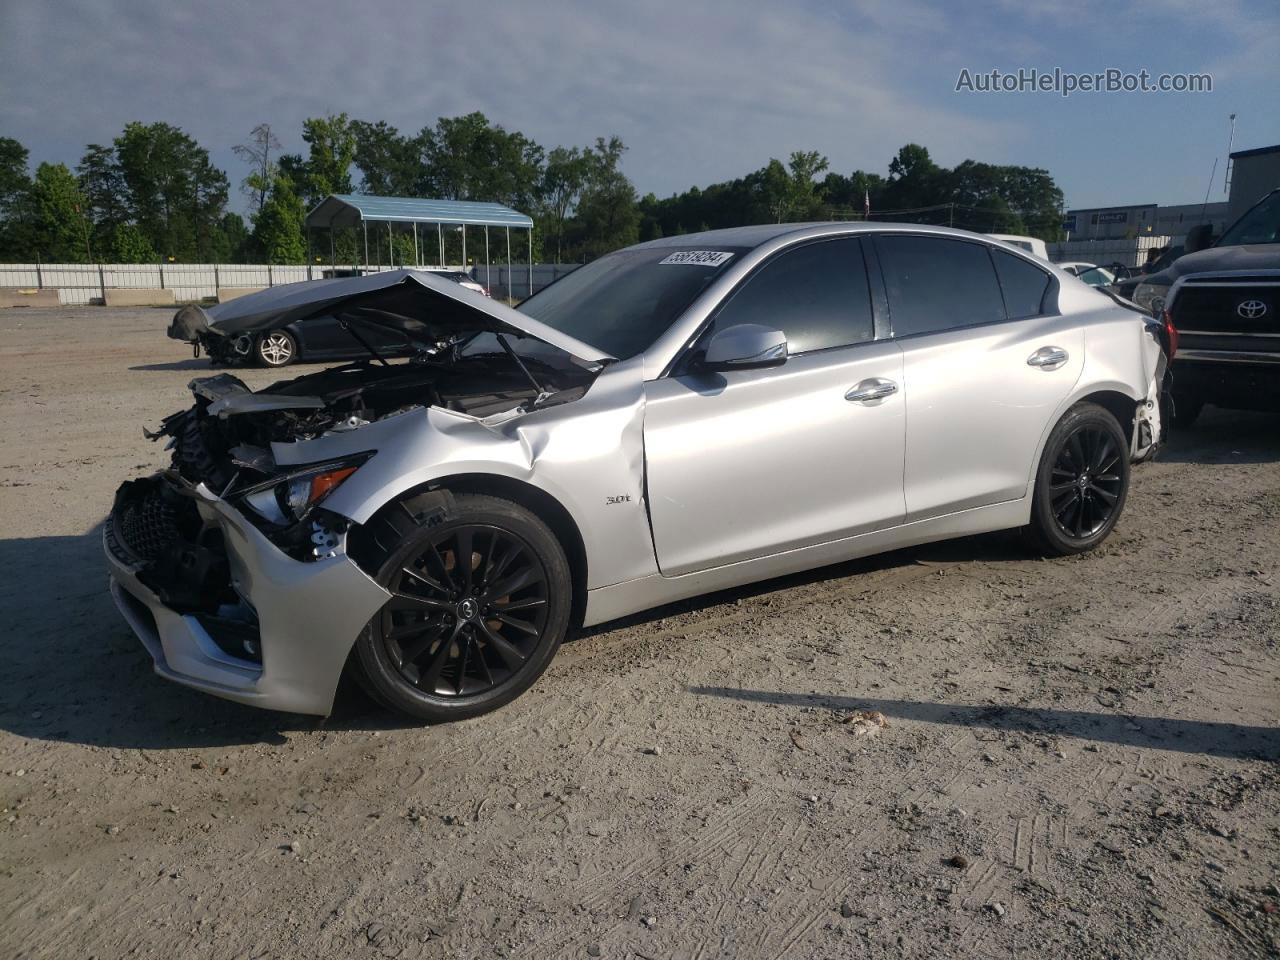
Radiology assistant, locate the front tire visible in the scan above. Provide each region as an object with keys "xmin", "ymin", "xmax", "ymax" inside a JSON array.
[
  {"xmin": 353, "ymin": 491, "xmax": 571, "ymax": 723},
  {"xmin": 255, "ymin": 330, "xmax": 297, "ymax": 367},
  {"xmin": 1027, "ymin": 402, "xmax": 1130, "ymax": 556}
]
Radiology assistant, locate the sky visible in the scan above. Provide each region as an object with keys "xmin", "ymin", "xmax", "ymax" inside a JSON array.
[{"xmin": 1, "ymin": 0, "xmax": 1277, "ymax": 217}]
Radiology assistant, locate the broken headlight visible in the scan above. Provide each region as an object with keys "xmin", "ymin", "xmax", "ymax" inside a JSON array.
[{"xmin": 239, "ymin": 455, "xmax": 370, "ymax": 528}]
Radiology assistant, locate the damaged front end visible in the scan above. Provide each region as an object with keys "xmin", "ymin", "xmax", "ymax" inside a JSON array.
[{"xmin": 107, "ymin": 269, "xmax": 610, "ymax": 714}]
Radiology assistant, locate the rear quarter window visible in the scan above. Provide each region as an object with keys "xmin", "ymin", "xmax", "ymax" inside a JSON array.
[{"xmin": 991, "ymin": 249, "xmax": 1052, "ymax": 319}]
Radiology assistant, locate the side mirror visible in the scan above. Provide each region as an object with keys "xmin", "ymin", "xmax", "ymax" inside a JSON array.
[
  {"xmin": 1184, "ymin": 223, "xmax": 1213, "ymax": 254},
  {"xmin": 701, "ymin": 324, "xmax": 788, "ymax": 371}
]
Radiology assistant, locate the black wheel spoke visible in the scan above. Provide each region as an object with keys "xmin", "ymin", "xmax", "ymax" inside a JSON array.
[
  {"xmin": 402, "ymin": 565, "xmax": 448, "ymax": 596},
  {"xmin": 1088, "ymin": 483, "xmax": 1118, "ymax": 503},
  {"xmin": 493, "ymin": 611, "xmax": 539, "ymax": 636},
  {"xmin": 398, "ymin": 627, "xmax": 442, "ymax": 664},
  {"xmin": 492, "ymin": 596, "xmax": 546, "ymax": 614},
  {"xmin": 454, "ymin": 528, "xmax": 474, "ymax": 594},
  {"xmin": 388, "ymin": 592, "xmax": 453, "ymax": 613},
  {"xmin": 476, "ymin": 619, "xmax": 527, "ymax": 671},
  {"xmin": 419, "ymin": 621, "xmax": 464, "ymax": 692},
  {"xmin": 488, "ymin": 564, "xmax": 544, "ymax": 600}
]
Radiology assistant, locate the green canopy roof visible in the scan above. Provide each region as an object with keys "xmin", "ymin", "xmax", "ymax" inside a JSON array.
[{"xmin": 306, "ymin": 195, "xmax": 533, "ymax": 230}]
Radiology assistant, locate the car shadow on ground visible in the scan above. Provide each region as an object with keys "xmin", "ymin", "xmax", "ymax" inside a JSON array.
[
  {"xmin": 1160, "ymin": 408, "xmax": 1280, "ymax": 465},
  {"xmin": 129, "ymin": 358, "xmax": 220, "ymax": 371},
  {"xmin": 688, "ymin": 687, "xmax": 1280, "ymax": 761}
]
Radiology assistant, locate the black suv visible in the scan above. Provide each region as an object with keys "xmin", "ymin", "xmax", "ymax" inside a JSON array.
[{"xmin": 1133, "ymin": 189, "xmax": 1279, "ymax": 427}]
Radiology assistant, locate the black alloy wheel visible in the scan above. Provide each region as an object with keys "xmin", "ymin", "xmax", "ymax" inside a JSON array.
[
  {"xmin": 381, "ymin": 524, "xmax": 550, "ymax": 697},
  {"xmin": 1047, "ymin": 424, "xmax": 1124, "ymax": 540},
  {"xmin": 1028, "ymin": 402, "xmax": 1130, "ymax": 556},
  {"xmin": 353, "ymin": 491, "xmax": 571, "ymax": 722}
]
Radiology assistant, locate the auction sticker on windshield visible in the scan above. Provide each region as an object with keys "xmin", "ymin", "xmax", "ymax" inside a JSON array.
[{"xmin": 659, "ymin": 250, "xmax": 735, "ymax": 266}]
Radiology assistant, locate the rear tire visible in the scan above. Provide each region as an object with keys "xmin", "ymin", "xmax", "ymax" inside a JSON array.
[
  {"xmin": 352, "ymin": 491, "xmax": 571, "ymax": 723},
  {"xmin": 1027, "ymin": 402, "xmax": 1130, "ymax": 556}
]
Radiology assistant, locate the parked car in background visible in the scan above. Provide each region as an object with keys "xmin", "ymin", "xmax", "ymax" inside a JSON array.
[
  {"xmin": 987, "ymin": 233, "xmax": 1049, "ymax": 260},
  {"xmin": 1058, "ymin": 262, "xmax": 1118, "ymax": 289},
  {"xmin": 177, "ymin": 269, "xmax": 490, "ymax": 366},
  {"xmin": 1114, "ymin": 245, "xmax": 1184, "ymax": 301},
  {"xmin": 1147, "ymin": 188, "xmax": 1280, "ymax": 426},
  {"xmin": 110, "ymin": 224, "xmax": 1166, "ymax": 722}
]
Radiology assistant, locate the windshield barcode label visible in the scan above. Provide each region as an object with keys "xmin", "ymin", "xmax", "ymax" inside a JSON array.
[{"xmin": 659, "ymin": 250, "xmax": 735, "ymax": 267}]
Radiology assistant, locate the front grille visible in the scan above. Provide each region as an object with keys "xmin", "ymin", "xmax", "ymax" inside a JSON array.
[
  {"xmin": 1172, "ymin": 283, "xmax": 1278, "ymax": 335},
  {"xmin": 116, "ymin": 485, "xmax": 186, "ymax": 562}
]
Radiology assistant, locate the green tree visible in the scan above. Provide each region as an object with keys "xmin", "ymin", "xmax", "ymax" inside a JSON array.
[
  {"xmin": 105, "ymin": 223, "xmax": 157, "ymax": 263},
  {"xmin": 296, "ymin": 113, "xmax": 356, "ymax": 207},
  {"xmin": 232, "ymin": 123, "xmax": 281, "ymax": 219},
  {"xmin": 418, "ymin": 112, "xmax": 544, "ymax": 209},
  {"xmin": 253, "ymin": 174, "xmax": 306, "ymax": 264},
  {"xmin": 30, "ymin": 162, "xmax": 91, "ymax": 261},
  {"xmin": 0, "ymin": 137, "xmax": 32, "ymax": 259},
  {"xmin": 573, "ymin": 136, "xmax": 638, "ymax": 259},
  {"xmin": 539, "ymin": 146, "xmax": 589, "ymax": 262},
  {"xmin": 113, "ymin": 121, "xmax": 228, "ymax": 260},
  {"xmin": 77, "ymin": 144, "xmax": 128, "ymax": 256},
  {"xmin": 351, "ymin": 120, "xmax": 421, "ymax": 195}
]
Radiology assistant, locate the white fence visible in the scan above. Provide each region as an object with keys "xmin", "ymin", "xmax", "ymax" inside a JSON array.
[{"xmin": 0, "ymin": 262, "xmax": 581, "ymax": 306}]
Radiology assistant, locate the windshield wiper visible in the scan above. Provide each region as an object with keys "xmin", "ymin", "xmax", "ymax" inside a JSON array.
[{"xmin": 496, "ymin": 333, "xmax": 551, "ymax": 403}]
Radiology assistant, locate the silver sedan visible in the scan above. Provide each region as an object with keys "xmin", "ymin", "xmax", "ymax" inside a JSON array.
[{"xmin": 107, "ymin": 223, "xmax": 1168, "ymax": 721}]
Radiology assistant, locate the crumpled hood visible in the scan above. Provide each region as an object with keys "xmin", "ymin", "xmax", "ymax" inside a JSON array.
[{"xmin": 168, "ymin": 269, "xmax": 612, "ymax": 364}]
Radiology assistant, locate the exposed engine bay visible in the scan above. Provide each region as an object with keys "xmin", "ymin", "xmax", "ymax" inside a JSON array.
[{"xmin": 149, "ymin": 352, "xmax": 596, "ymax": 496}]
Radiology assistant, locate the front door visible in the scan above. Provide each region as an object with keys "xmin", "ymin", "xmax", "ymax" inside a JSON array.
[{"xmin": 643, "ymin": 236, "xmax": 907, "ymax": 576}]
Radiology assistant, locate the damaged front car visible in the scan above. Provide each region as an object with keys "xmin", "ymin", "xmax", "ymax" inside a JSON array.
[{"xmin": 109, "ymin": 226, "xmax": 1166, "ymax": 723}]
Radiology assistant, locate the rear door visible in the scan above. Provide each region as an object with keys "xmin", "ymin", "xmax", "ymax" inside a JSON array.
[
  {"xmin": 643, "ymin": 236, "xmax": 906, "ymax": 576},
  {"xmin": 874, "ymin": 235, "xmax": 1083, "ymax": 520}
]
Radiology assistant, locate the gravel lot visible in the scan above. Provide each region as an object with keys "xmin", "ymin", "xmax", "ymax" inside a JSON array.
[{"xmin": 1, "ymin": 306, "xmax": 1278, "ymax": 960}]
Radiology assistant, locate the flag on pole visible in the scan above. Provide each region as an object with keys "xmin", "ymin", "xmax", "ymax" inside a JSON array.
[{"xmin": 863, "ymin": 189, "xmax": 870, "ymax": 219}]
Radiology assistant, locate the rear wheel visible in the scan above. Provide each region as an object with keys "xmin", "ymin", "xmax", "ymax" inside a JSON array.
[
  {"xmin": 1027, "ymin": 402, "xmax": 1130, "ymax": 556},
  {"xmin": 353, "ymin": 491, "xmax": 571, "ymax": 722},
  {"xmin": 255, "ymin": 330, "xmax": 297, "ymax": 367}
]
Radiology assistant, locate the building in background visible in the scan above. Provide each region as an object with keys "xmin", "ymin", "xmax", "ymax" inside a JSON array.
[
  {"xmin": 1062, "ymin": 201, "xmax": 1229, "ymax": 242},
  {"xmin": 1227, "ymin": 144, "xmax": 1280, "ymax": 222}
]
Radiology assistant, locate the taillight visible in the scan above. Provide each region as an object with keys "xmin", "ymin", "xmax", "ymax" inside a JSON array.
[{"xmin": 1162, "ymin": 308, "xmax": 1178, "ymax": 360}]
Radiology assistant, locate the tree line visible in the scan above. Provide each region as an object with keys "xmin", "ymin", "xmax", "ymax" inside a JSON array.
[{"xmin": 0, "ymin": 115, "xmax": 1065, "ymax": 266}]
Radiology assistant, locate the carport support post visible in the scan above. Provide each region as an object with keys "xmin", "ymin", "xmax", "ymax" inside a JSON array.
[
  {"xmin": 329, "ymin": 229, "xmax": 335, "ymax": 270},
  {"xmin": 437, "ymin": 223, "xmax": 443, "ymax": 267},
  {"xmin": 388, "ymin": 221, "xmax": 394, "ymax": 268},
  {"xmin": 98, "ymin": 264, "xmax": 106, "ymax": 304},
  {"xmin": 528, "ymin": 229, "xmax": 533, "ymax": 299},
  {"xmin": 484, "ymin": 226, "xmax": 490, "ymax": 291},
  {"xmin": 413, "ymin": 223, "xmax": 419, "ymax": 267},
  {"xmin": 461, "ymin": 224, "xmax": 466, "ymax": 268},
  {"xmin": 362, "ymin": 221, "xmax": 369, "ymax": 273}
]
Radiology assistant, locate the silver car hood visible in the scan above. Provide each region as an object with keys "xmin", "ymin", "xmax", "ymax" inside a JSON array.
[{"xmin": 168, "ymin": 269, "xmax": 612, "ymax": 364}]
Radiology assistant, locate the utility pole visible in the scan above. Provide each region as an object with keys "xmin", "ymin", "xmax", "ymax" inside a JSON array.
[{"xmin": 1223, "ymin": 113, "xmax": 1237, "ymax": 196}]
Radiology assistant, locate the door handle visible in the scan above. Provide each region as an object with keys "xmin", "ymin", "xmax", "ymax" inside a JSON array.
[
  {"xmin": 845, "ymin": 378, "xmax": 898, "ymax": 403},
  {"xmin": 1027, "ymin": 346, "xmax": 1069, "ymax": 370}
]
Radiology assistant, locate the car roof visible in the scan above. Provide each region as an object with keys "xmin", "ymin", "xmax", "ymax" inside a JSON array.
[{"xmin": 628, "ymin": 220, "xmax": 1016, "ymax": 252}]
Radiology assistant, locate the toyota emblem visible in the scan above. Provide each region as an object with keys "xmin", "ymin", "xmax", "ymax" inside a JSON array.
[{"xmin": 1236, "ymin": 299, "xmax": 1268, "ymax": 319}]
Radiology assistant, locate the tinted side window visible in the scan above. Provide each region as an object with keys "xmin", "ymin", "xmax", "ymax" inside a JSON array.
[
  {"xmin": 992, "ymin": 249, "xmax": 1051, "ymax": 319},
  {"xmin": 877, "ymin": 236, "xmax": 1005, "ymax": 337},
  {"xmin": 709, "ymin": 237, "xmax": 873, "ymax": 353}
]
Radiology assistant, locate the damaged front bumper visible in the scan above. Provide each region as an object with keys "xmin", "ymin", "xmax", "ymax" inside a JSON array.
[{"xmin": 104, "ymin": 474, "xmax": 389, "ymax": 716}]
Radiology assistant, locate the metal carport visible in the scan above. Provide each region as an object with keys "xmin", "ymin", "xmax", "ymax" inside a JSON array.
[{"xmin": 305, "ymin": 195, "xmax": 535, "ymax": 299}]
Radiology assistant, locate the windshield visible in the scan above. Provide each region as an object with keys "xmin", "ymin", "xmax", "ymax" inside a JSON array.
[
  {"xmin": 515, "ymin": 246, "xmax": 746, "ymax": 359},
  {"xmin": 1218, "ymin": 190, "xmax": 1280, "ymax": 246}
]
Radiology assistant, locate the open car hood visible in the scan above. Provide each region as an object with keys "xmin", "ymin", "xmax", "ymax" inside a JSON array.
[{"xmin": 168, "ymin": 269, "xmax": 612, "ymax": 364}]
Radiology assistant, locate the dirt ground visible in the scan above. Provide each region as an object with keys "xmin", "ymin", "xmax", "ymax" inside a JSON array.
[{"xmin": 1, "ymin": 306, "xmax": 1277, "ymax": 960}]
